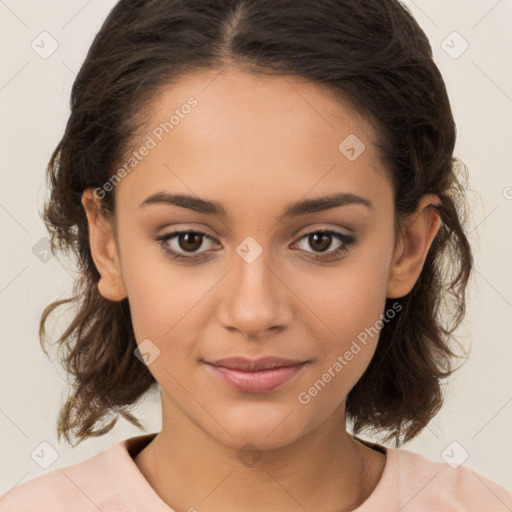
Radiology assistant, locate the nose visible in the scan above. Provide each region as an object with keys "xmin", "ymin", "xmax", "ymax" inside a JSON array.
[{"xmin": 217, "ymin": 250, "xmax": 292, "ymax": 340}]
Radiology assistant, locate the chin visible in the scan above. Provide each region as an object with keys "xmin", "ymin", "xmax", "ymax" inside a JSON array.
[{"xmin": 202, "ymin": 408, "xmax": 313, "ymax": 453}]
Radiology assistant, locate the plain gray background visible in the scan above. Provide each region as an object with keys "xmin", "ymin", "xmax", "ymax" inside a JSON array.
[{"xmin": 1, "ymin": 0, "xmax": 511, "ymax": 497}]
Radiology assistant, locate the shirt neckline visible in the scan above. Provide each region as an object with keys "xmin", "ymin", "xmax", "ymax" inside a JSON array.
[
  {"xmin": 106, "ymin": 432, "xmax": 172, "ymax": 511},
  {"xmin": 107, "ymin": 432, "xmax": 396, "ymax": 511}
]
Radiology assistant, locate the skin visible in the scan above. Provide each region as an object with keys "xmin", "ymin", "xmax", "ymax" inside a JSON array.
[{"xmin": 81, "ymin": 66, "xmax": 441, "ymax": 511}]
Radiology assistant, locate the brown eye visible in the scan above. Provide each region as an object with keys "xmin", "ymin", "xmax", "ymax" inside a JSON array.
[
  {"xmin": 307, "ymin": 232, "xmax": 332, "ymax": 252},
  {"xmin": 292, "ymin": 229, "xmax": 356, "ymax": 262},
  {"xmin": 155, "ymin": 230, "xmax": 218, "ymax": 261},
  {"xmin": 177, "ymin": 232, "xmax": 204, "ymax": 252}
]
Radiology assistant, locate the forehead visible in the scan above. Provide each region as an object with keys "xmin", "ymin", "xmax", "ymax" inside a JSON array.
[{"xmin": 115, "ymin": 67, "xmax": 390, "ymax": 216}]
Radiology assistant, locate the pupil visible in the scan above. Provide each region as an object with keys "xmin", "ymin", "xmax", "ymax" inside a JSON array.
[
  {"xmin": 180, "ymin": 233, "xmax": 202, "ymax": 252},
  {"xmin": 310, "ymin": 233, "xmax": 331, "ymax": 252}
]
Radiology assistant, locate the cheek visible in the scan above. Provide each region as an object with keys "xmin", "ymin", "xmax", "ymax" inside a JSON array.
[
  {"xmin": 126, "ymin": 270, "xmax": 200, "ymax": 341},
  {"xmin": 294, "ymin": 254, "xmax": 390, "ymax": 339},
  {"xmin": 121, "ymin": 244, "xmax": 215, "ymax": 356},
  {"xmin": 117, "ymin": 237, "xmax": 177, "ymax": 340},
  {"xmin": 289, "ymin": 246, "xmax": 392, "ymax": 391},
  {"xmin": 294, "ymin": 273, "xmax": 387, "ymax": 414}
]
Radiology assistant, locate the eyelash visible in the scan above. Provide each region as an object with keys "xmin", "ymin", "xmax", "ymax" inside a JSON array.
[{"xmin": 154, "ymin": 229, "xmax": 356, "ymax": 263}]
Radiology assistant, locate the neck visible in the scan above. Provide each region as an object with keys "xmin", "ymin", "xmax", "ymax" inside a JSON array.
[{"xmin": 134, "ymin": 396, "xmax": 385, "ymax": 512}]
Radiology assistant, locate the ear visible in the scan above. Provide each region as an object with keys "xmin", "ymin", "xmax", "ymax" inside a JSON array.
[
  {"xmin": 81, "ymin": 188, "xmax": 127, "ymax": 301},
  {"xmin": 386, "ymin": 193, "xmax": 442, "ymax": 299}
]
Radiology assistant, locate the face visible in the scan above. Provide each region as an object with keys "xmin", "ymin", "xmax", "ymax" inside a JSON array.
[{"xmin": 83, "ymin": 67, "xmax": 437, "ymax": 451}]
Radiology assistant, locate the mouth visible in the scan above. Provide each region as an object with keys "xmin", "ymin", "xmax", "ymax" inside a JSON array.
[{"xmin": 203, "ymin": 356, "xmax": 310, "ymax": 393}]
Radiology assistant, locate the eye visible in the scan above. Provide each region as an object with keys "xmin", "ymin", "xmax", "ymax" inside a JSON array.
[
  {"xmin": 155, "ymin": 230, "xmax": 218, "ymax": 262},
  {"xmin": 291, "ymin": 229, "xmax": 355, "ymax": 262},
  {"xmin": 155, "ymin": 228, "xmax": 356, "ymax": 263}
]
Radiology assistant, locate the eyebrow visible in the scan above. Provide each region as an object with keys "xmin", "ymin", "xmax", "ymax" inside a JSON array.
[{"xmin": 139, "ymin": 191, "xmax": 373, "ymax": 218}]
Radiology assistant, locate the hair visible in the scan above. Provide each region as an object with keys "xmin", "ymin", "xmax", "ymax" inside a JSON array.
[{"xmin": 40, "ymin": 0, "xmax": 473, "ymax": 448}]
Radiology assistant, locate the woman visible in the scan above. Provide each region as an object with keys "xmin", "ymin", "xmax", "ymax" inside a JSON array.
[{"xmin": 2, "ymin": 0, "xmax": 511, "ymax": 510}]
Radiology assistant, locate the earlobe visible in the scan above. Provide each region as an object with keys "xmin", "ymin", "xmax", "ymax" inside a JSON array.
[
  {"xmin": 386, "ymin": 194, "xmax": 442, "ymax": 299},
  {"xmin": 81, "ymin": 188, "xmax": 127, "ymax": 301}
]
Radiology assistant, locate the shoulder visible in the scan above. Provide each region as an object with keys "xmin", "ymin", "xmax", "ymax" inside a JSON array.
[
  {"xmin": 387, "ymin": 446, "xmax": 512, "ymax": 511},
  {"xmin": 0, "ymin": 441, "xmax": 123, "ymax": 511}
]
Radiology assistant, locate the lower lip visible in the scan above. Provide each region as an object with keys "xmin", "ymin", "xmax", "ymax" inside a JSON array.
[{"xmin": 205, "ymin": 363, "xmax": 307, "ymax": 393}]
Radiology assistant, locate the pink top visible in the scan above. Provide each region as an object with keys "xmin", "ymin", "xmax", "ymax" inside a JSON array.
[{"xmin": 1, "ymin": 433, "xmax": 511, "ymax": 511}]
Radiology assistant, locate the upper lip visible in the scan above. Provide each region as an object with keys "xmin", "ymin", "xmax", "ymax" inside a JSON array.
[{"xmin": 207, "ymin": 357, "xmax": 308, "ymax": 371}]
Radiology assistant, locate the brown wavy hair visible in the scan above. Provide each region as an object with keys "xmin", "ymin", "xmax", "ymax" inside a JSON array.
[{"xmin": 40, "ymin": 0, "xmax": 473, "ymax": 448}]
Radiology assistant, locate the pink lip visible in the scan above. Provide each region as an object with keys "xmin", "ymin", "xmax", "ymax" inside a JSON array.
[
  {"xmin": 204, "ymin": 359, "xmax": 308, "ymax": 393},
  {"xmin": 208, "ymin": 356, "xmax": 307, "ymax": 371}
]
